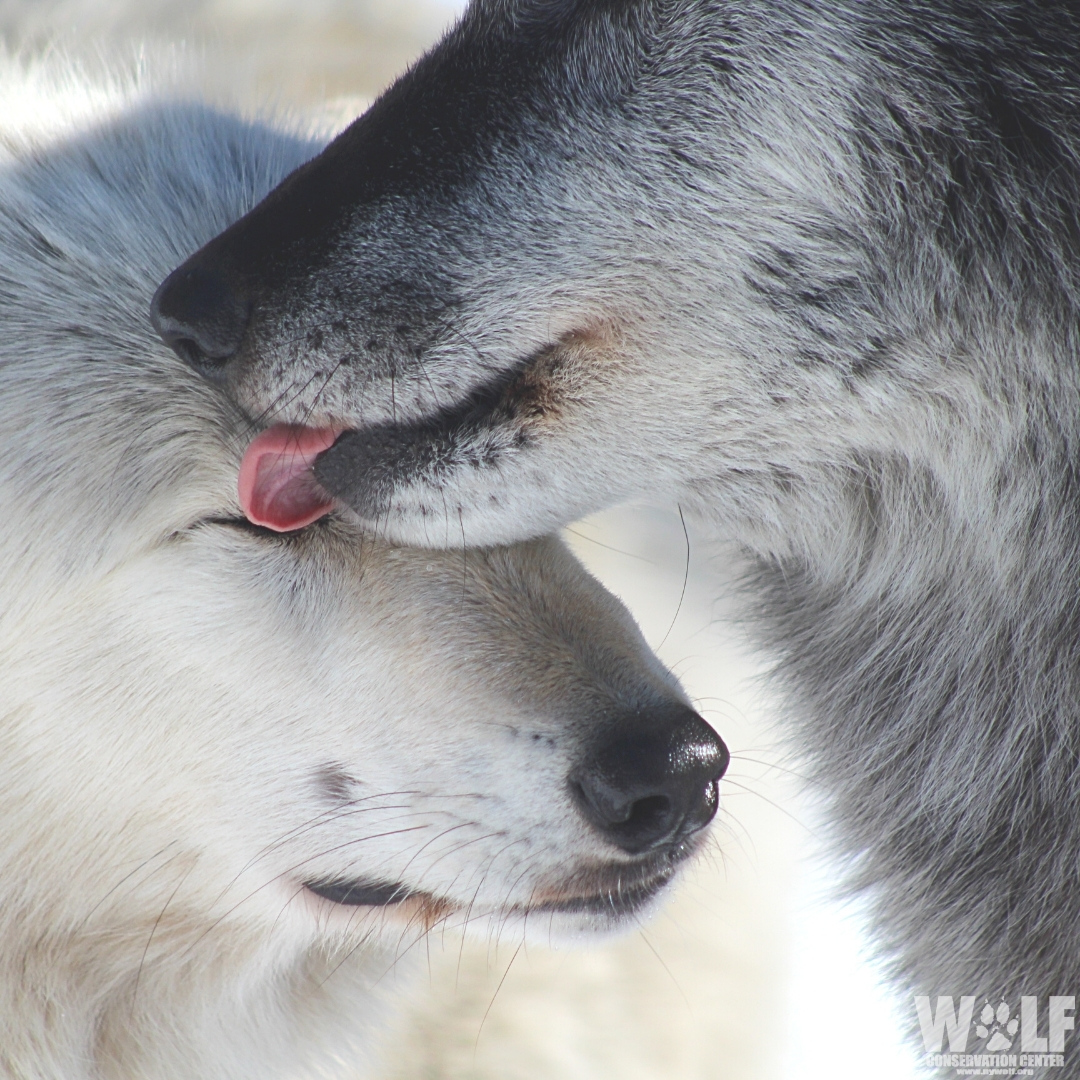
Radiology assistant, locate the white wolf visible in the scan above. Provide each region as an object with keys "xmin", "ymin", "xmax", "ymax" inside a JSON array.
[
  {"xmin": 150, "ymin": 1, "xmax": 1080, "ymax": 1073},
  {"xmin": 0, "ymin": 61, "xmax": 728, "ymax": 1079}
]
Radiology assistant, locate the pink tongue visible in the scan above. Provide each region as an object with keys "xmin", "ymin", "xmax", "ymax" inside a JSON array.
[{"xmin": 238, "ymin": 424, "xmax": 340, "ymax": 532}]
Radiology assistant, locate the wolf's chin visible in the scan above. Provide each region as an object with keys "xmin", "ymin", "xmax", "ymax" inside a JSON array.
[{"xmin": 518, "ymin": 869, "xmax": 677, "ymax": 918}]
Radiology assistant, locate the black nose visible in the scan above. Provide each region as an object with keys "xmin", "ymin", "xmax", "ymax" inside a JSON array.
[
  {"xmin": 570, "ymin": 703, "xmax": 729, "ymax": 855},
  {"xmin": 149, "ymin": 259, "xmax": 249, "ymax": 378}
]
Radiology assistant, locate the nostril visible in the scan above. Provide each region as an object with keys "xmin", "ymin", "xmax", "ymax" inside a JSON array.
[
  {"xmin": 168, "ymin": 336, "xmax": 212, "ymax": 372},
  {"xmin": 570, "ymin": 780, "xmax": 672, "ymax": 830},
  {"xmin": 149, "ymin": 259, "xmax": 249, "ymax": 377},
  {"xmin": 624, "ymin": 794, "xmax": 672, "ymax": 833}
]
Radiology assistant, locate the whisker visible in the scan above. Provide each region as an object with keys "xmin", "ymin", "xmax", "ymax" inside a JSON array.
[
  {"xmin": 130, "ymin": 856, "xmax": 198, "ymax": 1016},
  {"xmin": 632, "ymin": 925, "xmax": 691, "ymax": 1009},
  {"xmin": 719, "ymin": 777, "xmax": 810, "ymax": 829},
  {"xmin": 656, "ymin": 503, "xmax": 691, "ymax": 652},
  {"xmin": 474, "ymin": 941, "xmax": 522, "ymax": 1054},
  {"xmin": 76, "ymin": 839, "xmax": 181, "ymax": 934},
  {"xmin": 207, "ymin": 793, "xmax": 426, "ymax": 910},
  {"xmin": 177, "ymin": 824, "xmax": 430, "ymax": 960}
]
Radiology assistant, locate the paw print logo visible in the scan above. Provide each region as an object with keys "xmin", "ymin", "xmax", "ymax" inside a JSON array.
[{"xmin": 975, "ymin": 1000, "xmax": 1019, "ymax": 1051}]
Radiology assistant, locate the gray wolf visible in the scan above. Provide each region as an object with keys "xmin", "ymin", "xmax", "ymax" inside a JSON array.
[
  {"xmin": 150, "ymin": 0, "xmax": 1080, "ymax": 1071},
  {"xmin": 0, "ymin": 59, "xmax": 726, "ymax": 1079}
]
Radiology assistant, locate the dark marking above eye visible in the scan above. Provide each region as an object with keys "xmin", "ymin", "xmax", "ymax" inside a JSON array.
[{"xmin": 315, "ymin": 762, "xmax": 359, "ymax": 803}]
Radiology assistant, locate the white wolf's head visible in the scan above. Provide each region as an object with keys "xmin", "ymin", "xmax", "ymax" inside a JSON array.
[{"xmin": 0, "ymin": 62, "xmax": 726, "ymax": 1078}]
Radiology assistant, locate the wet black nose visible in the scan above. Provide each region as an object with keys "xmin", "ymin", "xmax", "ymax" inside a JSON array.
[
  {"xmin": 570, "ymin": 703, "xmax": 729, "ymax": 855},
  {"xmin": 149, "ymin": 258, "xmax": 249, "ymax": 378}
]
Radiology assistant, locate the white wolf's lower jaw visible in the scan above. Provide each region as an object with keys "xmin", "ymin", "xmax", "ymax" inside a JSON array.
[{"xmin": 302, "ymin": 840, "xmax": 701, "ymax": 931}]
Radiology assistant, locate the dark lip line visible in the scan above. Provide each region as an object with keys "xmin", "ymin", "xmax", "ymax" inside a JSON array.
[
  {"xmin": 309, "ymin": 348, "xmax": 547, "ymax": 517},
  {"xmin": 304, "ymin": 863, "xmax": 678, "ymax": 917},
  {"xmin": 305, "ymin": 878, "xmax": 416, "ymax": 906},
  {"xmin": 520, "ymin": 868, "xmax": 677, "ymax": 916},
  {"xmin": 304, "ymin": 831, "xmax": 707, "ymax": 914},
  {"xmin": 201, "ymin": 515, "xmax": 302, "ymax": 539}
]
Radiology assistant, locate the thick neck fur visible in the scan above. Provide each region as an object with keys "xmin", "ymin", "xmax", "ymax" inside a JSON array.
[
  {"xmin": 731, "ymin": 7, "xmax": 1080, "ymax": 1009},
  {"xmin": 750, "ymin": 377, "xmax": 1080, "ymax": 1003}
]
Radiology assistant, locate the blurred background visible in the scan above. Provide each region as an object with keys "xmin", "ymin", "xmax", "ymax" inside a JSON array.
[{"xmin": 0, "ymin": 2, "xmax": 927, "ymax": 1077}]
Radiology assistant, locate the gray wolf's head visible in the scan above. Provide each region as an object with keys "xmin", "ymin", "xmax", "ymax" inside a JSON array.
[
  {"xmin": 152, "ymin": 0, "xmax": 1080, "ymax": 565},
  {"xmin": 0, "ymin": 59, "xmax": 725, "ymax": 1077}
]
